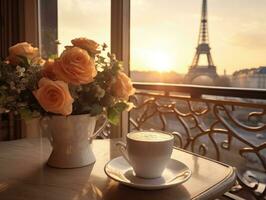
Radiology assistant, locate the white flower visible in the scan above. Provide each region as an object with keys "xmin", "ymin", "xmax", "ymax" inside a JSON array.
[{"xmin": 16, "ymin": 66, "xmax": 26, "ymax": 77}]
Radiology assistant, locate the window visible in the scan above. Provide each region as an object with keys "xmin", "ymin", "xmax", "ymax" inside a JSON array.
[
  {"xmin": 130, "ymin": 0, "xmax": 266, "ymax": 88},
  {"xmin": 40, "ymin": 0, "xmax": 110, "ymax": 57}
]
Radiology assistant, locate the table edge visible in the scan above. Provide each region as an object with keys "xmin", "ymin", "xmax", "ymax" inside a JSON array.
[
  {"xmin": 193, "ymin": 167, "xmax": 236, "ymax": 199},
  {"xmin": 174, "ymin": 146, "xmax": 237, "ymax": 199}
]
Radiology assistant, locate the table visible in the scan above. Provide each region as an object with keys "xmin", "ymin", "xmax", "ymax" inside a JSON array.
[{"xmin": 0, "ymin": 138, "xmax": 236, "ymax": 200}]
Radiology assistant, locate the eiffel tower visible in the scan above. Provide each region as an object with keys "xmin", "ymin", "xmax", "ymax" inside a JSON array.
[{"xmin": 184, "ymin": 0, "xmax": 218, "ymax": 84}]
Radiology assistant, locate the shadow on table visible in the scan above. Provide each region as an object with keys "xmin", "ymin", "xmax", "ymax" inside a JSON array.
[{"xmin": 103, "ymin": 181, "xmax": 190, "ymax": 200}]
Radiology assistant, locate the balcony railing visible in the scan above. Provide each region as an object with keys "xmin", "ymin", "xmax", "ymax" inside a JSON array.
[{"xmin": 130, "ymin": 82, "xmax": 266, "ymax": 200}]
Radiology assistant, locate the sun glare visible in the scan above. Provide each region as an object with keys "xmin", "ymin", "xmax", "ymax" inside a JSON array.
[{"xmin": 146, "ymin": 51, "xmax": 173, "ymax": 72}]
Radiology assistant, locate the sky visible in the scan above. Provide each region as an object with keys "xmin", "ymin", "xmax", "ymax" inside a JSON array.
[{"xmin": 58, "ymin": 0, "xmax": 266, "ymax": 75}]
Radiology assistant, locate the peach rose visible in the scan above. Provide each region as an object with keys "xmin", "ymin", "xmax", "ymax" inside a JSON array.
[
  {"xmin": 42, "ymin": 59, "xmax": 57, "ymax": 80},
  {"xmin": 33, "ymin": 78, "xmax": 74, "ymax": 115},
  {"xmin": 7, "ymin": 42, "xmax": 40, "ymax": 65},
  {"xmin": 111, "ymin": 72, "xmax": 135, "ymax": 100},
  {"xmin": 71, "ymin": 38, "xmax": 100, "ymax": 54},
  {"xmin": 54, "ymin": 47, "xmax": 97, "ymax": 85}
]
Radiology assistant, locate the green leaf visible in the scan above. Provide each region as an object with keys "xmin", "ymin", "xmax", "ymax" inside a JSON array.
[
  {"xmin": 48, "ymin": 54, "xmax": 58, "ymax": 59},
  {"xmin": 17, "ymin": 55, "xmax": 30, "ymax": 67},
  {"xmin": 113, "ymin": 102, "xmax": 128, "ymax": 112},
  {"xmin": 107, "ymin": 107, "xmax": 120, "ymax": 125},
  {"xmin": 107, "ymin": 102, "xmax": 128, "ymax": 125}
]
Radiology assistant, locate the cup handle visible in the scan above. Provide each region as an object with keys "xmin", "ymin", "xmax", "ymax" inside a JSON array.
[
  {"xmin": 116, "ymin": 141, "xmax": 131, "ymax": 165},
  {"xmin": 171, "ymin": 131, "xmax": 183, "ymax": 148},
  {"xmin": 91, "ymin": 114, "xmax": 108, "ymax": 138}
]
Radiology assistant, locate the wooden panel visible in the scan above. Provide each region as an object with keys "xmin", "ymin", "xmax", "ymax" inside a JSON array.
[
  {"xmin": 24, "ymin": 0, "xmax": 39, "ymax": 46},
  {"xmin": 0, "ymin": 0, "xmax": 40, "ymax": 59},
  {"xmin": 0, "ymin": 0, "xmax": 25, "ymax": 59}
]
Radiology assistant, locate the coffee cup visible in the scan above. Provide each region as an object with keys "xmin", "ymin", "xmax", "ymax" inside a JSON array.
[{"xmin": 116, "ymin": 131, "xmax": 174, "ymax": 179}]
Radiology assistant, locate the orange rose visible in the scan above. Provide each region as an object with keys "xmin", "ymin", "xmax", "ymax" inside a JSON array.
[
  {"xmin": 54, "ymin": 47, "xmax": 97, "ymax": 85},
  {"xmin": 42, "ymin": 59, "xmax": 57, "ymax": 80},
  {"xmin": 71, "ymin": 38, "xmax": 100, "ymax": 54},
  {"xmin": 7, "ymin": 42, "xmax": 40, "ymax": 65},
  {"xmin": 111, "ymin": 72, "xmax": 135, "ymax": 100},
  {"xmin": 33, "ymin": 78, "xmax": 74, "ymax": 115}
]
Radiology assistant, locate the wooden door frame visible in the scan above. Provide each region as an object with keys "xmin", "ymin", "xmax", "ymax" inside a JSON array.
[{"xmin": 110, "ymin": 0, "xmax": 130, "ymax": 138}]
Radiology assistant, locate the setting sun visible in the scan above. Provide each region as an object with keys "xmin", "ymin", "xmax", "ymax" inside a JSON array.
[{"xmin": 145, "ymin": 51, "xmax": 173, "ymax": 72}]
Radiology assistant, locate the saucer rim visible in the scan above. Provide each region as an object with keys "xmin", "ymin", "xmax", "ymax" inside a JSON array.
[{"xmin": 104, "ymin": 156, "xmax": 192, "ymax": 190}]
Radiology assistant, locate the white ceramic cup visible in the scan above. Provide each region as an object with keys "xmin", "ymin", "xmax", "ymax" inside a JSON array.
[{"xmin": 116, "ymin": 131, "xmax": 174, "ymax": 179}]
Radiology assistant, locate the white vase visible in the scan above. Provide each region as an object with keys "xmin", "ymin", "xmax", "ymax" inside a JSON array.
[{"xmin": 46, "ymin": 114, "xmax": 106, "ymax": 168}]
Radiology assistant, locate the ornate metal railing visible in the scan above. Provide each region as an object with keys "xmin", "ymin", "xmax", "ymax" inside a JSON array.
[{"xmin": 130, "ymin": 82, "xmax": 266, "ymax": 199}]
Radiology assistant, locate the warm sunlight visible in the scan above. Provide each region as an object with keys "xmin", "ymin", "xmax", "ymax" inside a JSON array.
[{"xmin": 146, "ymin": 51, "xmax": 173, "ymax": 72}]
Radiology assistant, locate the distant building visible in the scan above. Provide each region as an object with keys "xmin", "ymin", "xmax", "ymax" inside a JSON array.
[{"xmin": 232, "ymin": 66, "xmax": 266, "ymax": 88}]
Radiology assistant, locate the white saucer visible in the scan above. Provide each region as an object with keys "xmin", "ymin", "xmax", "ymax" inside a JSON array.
[{"xmin": 104, "ymin": 156, "xmax": 192, "ymax": 190}]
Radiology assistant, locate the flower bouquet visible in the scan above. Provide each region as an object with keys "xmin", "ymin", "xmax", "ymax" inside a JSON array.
[{"xmin": 0, "ymin": 37, "xmax": 135, "ymax": 168}]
